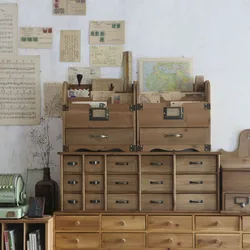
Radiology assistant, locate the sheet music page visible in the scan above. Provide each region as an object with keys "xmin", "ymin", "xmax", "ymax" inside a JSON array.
[
  {"xmin": 53, "ymin": 0, "xmax": 86, "ymax": 15},
  {"xmin": 60, "ymin": 30, "xmax": 81, "ymax": 62},
  {"xmin": 90, "ymin": 46, "xmax": 123, "ymax": 67},
  {"xmin": 20, "ymin": 27, "xmax": 53, "ymax": 49},
  {"xmin": 0, "ymin": 3, "xmax": 18, "ymax": 55},
  {"xmin": 68, "ymin": 67, "xmax": 101, "ymax": 84},
  {"xmin": 0, "ymin": 56, "xmax": 41, "ymax": 125},
  {"xmin": 90, "ymin": 21, "xmax": 125, "ymax": 45}
]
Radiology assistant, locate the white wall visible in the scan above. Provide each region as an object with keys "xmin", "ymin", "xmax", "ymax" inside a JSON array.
[{"xmin": 1, "ymin": 0, "xmax": 250, "ymax": 196}]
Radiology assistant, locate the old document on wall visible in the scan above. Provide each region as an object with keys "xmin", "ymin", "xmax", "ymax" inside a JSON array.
[
  {"xmin": 20, "ymin": 27, "xmax": 53, "ymax": 49},
  {"xmin": 90, "ymin": 46, "xmax": 123, "ymax": 67},
  {"xmin": 0, "ymin": 56, "xmax": 40, "ymax": 125},
  {"xmin": 90, "ymin": 21, "xmax": 125, "ymax": 45},
  {"xmin": 53, "ymin": 0, "xmax": 86, "ymax": 15},
  {"xmin": 0, "ymin": 3, "xmax": 18, "ymax": 55},
  {"xmin": 60, "ymin": 30, "xmax": 81, "ymax": 62},
  {"xmin": 68, "ymin": 67, "xmax": 101, "ymax": 84}
]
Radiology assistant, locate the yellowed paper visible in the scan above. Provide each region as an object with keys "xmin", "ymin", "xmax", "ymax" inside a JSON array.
[
  {"xmin": 0, "ymin": 3, "xmax": 18, "ymax": 55},
  {"xmin": 90, "ymin": 46, "xmax": 123, "ymax": 67},
  {"xmin": 91, "ymin": 91, "xmax": 115, "ymax": 101},
  {"xmin": 44, "ymin": 83, "xmax": 63, "ymax": 118},
  {"xmin": 139, "ymin": 93, "xmax": 161, "ymax": 103},
  {"xmin": 0, "ymin": 56, "xmax": 40, "ymax": 125},
  {"xmin": 60, "ymin": 30, "xmax": 81, "ymax": 62},
  {"xmin": 53, "ymin": 0, "xmax": 86, "ymax": 15},
  {"xmin": 20, "ymin": 27, "xmax": 53, "ymax": 49},
  {"xmin": 89, "ymin": 21, "xmax": 125, "ymax": 45},
  {"xmin": 92, "ymin": 78, "xmax": 124, "ymax": 91},
  {"xmin": 68, "ymin": 67, "xmax": 101, "ymax": 85},
  {"xmin": 111, "ymin": 93, "xmax": 133, "ymax": 104}
]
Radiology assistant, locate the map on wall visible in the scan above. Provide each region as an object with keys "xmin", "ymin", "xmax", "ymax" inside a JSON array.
[{"xmin": 138, "ymin": 58, "xmax": 193, "ymax": 92}]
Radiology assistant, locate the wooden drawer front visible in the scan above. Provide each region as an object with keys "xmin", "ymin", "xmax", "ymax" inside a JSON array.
[
  {"xmin": 223, "ymin": 171, "xmax": 250, "ymax": 192},
  {"xmin": 176, "ymin": 175, "xmax": 216, "ymax": 192},
  {"xmin": 55, "ymin": 215, "xmax": 99, "ymax": 231},
  {"xmin": 141, "ymin": 194, "xmax": 172, "ymax": 211},
  {"xmin": 63, "ymin": 174, "xmax": 82, "ymax": 192},
  {"xmin": 224, "ymin": 193, "xmax": 250, "ymax": 212},
  {"xmin": 66, "ymin": 128, "xmax": 133, "ymax": 145},
  {"xmin": 148, "ymin": 216, "xmax": 192, "ymax": 232},
  {"xmin": 141, "ymin": 156, "xmax": 172, "ymax": 173},
  {"xmin": 108, "ymin": 175, "xmax": 138, "ymax": 193},
  {"xmin": 63, "ymin": 156, "xmax": 82, "ymax": 173},
  {"xmin": 147, "ymin": 233, "xmax": 193, "ymax": 248},
  {"xmin": 196, "ymin": 216, "xmax": 239, "ymax": 232},
  {"xmin": 85, "ymin": 175, "xmax": 104, "ymax": 192},
  {"xmin": 243, "ymin": 217, "xmax": 250, "ymax": 231},
  {"xmin": 102, "ymin": 233, "xmax": 145, "ymax": 248},
  {"xmin": 102, "ymin": 216, "xmax": 145, "ymax": 230},
  {"xmin": 85, "ymin": 194, "xmax": 104, "ymax": 210},
  {"xmin": 176, "ymin": 155, "xmax": 217, "ymax": 173},
  {"xmin": 107, "ymin": 194, "xmax": 138, "ymax": 210},
  {"xmin": 56, "ymin": 233, "xmax": 100, "ymax": 248},
  {"xmin": 140, "ymin": 128, "xmax": 209, "ymax": 145},
  {"xmin": 107, "ymin": 156, "xmax": 138, "ymax": 173},
  {"xmin": 243, "ymin": 234, "xmax": 250, "ymax": 248},
  {"xmin": 195, "ymin": 234, "xmax": 240, "ymax": 248},
  {"xmin": 63, "ymin": 194, "xmax": 82, "ymax": 210},
  {"xmin": 85, "ymin": 156, "xmax": 104, "ymax": 173},
  {"xmin": 176, "ymin": 194, "xmax": 217, "ymax": 211},
  {"xmin": 142, "ymin": 175, "xmax": 172, "ymax": 193}
]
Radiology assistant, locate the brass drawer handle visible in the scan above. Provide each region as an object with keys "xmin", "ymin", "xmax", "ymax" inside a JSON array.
[
  {"xmin": 67, "ymin": 161, "xmax": 78, "ymax": 166},
  {"xmin": 115, "ymin": 181, "xmax": 129, "ymax": 185},
  {"xmin": 120, "ymin": 238, "xmax": 126, "ymax": 243},
  {"xmin": 150, "ymin": 200, "xmax": 164, "ymax": 204},
  {"xmin": 189, "ymin": 200, "xmax": 203, "ymax": 204},
  {"xmin": 89, "ymin": 134, "xmax": 109, "ymax": 139},
  {"xmin": 189, "ymin": 161, "xmax": 203, "ymax": 165},
  {"xmin": 89, "ymin": 160, "xmax": 100, "ymax": 165},
  {"xmin": 164, "ymin": 133, "xmax": 183, "ymax": 138},
  {"xmin": 75, "ymin": 221, "xmax": 80, "ymax": 226},
  {"xmin": 115, "ymin": 162, "xmax": 129, "ymax": 165},
  {"xmin": 214, "ymin": 239, "xmax": 221, "ymax": 244},
  {"xmin": 68, "ymin": 199, "xmax": 78, "ymax": 204},
  {"xmin": 68, "ymin": 180, "xmax": 78, "ymax": 185},
  {"xmin": 75, "ymin": 238, "xmax": 79, "ymax": 244},
  {"xmin": 116, "ymin": 200, "xmax": 129, "ymax": 204},
  {"xmin": 150, "ymin": 162, "xmax": 163, "ymax": 166},
  {"xmin": 234, "ymin": 196, "xmax": 250, "ymax": 208},
  {"xmin": 167, "ymin": 238, "xmax": 173, "ymax": 244},
  {"xmin": 89, "ymin": 181, "xmax": 100, "ymax": 185},
  {"xmin": 90, "ymin": 200, "xmax": 100, "ymax": 204},
  {"xmin": 189, "ymin": 181, "xmax": 203, "ymax": 184},
  {"xmin": 150, "ymin": 181, "xmax": 163, "ymax": 184}
]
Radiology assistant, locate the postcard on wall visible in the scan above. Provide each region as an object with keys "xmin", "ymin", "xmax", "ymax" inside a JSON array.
[
  {"xmin": 0, "ymin": 3, "xmax": 18, "ymax": 55},
  {"xmin": 53, "ymin": 0, "xmax": 86, "ymax": 15},
  {"xmin": 0, "ymin": 56, "xmax": 41, "ymax": 125},
  {"xmin": 60, "ymin": 30, "xmax": 81, "ymax": 62},
  {"xmin": 68, "ymin": 67, "xmax": 101, "ymax": 85},
  {"xmin": 20, "ymin": 27, "xmax": 53, "ymax": 49},
  {"xmin": 89, "ymin": 21, "xmax": 125, "ymax": 45},
  {"xmin": 90, "ymin": 46, "xmax": 123, "ymax": 67}
]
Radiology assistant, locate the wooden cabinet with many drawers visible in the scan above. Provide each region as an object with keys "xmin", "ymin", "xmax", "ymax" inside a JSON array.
[
  {"xmin": 59, "ymin": 152, "xmax": 220, "ymax": 212},
  {"xmin": 54, "ymin": 213, "xmax": 250, "ymax": 249}
]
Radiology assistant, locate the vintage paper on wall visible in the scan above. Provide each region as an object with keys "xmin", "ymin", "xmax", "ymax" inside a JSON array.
[
  {"xmin": 68, "ymin": 67, "xmax": 101, "ymax": 85},
  {"xmin": 60, "ymin": 30, "xmax": 81, "ymax": 62},
  {"xmin": 89, "ymin": 21, "xmax": 125, "ymax": 45},
  {"xmin": 90, "ymin": 46, "xmax": 123, "ymax": 67},
  {"xmin": 44, "ymin": 83, "xmax": 63, "ymax": 118},
  {"xmin": 0, "ymin": 3, "xmax": 18, "ymax": 55},
  {"xmin": 53, "ymin": 0, "xmax": 86, "ymax": 15},
  {"xmin": 92, "ymin": 78, "xmax": 124, "ymax": 91},
  {"xmin": 0, "ymin": 56, "xmax": 40, "ymax": 125},
  {"xmin": 139, "ymin": 58, "xmax": 193, "ymax": 92},
  {"xmin": 20, "ymin": 27, "xmax": 53, "ymax": 49}
]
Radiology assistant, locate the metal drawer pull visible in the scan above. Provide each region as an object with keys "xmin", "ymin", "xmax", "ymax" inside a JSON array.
[
  {"xmin": 189, "ymin": 181, "xmax": 203, "ymax": 184},
  {"xmin": 150, "ymin": 162, "xmax": 163, "ymax": 166},
  {"xmin": 68, "ymin": 180, "xmax": 78, "ymax": 185},
  {"xmin": 234, "ymin": 196, "xmax": 250, "ymax": 208},
  {"xmin": 67, "ymin": 161, "xmax": 78, "ymax": 166},
  {"xmin": 68, "ymin": 199, "xmax": 78, "ymax": 204},
  {"xmin": 89, "ymin": 181, "xmax": 100, "ymax": 185},
  {"xmin": 89, "ymin": 134, "xmax": 109, "ymax": 139},
  {"xmin": 164, "ymin": 133, "xmax": 183, "ymax": 138},
  {"xmin": 116, "ymin": 200, "xmax": 129, "ymax": 204},
  {"xmin": 214, "ymin": 239, "xmax": 221, "ymax": 244},
  {"xmin": 120, "ymin": 238, "xmax": 126, "ymax": 243},
  {"xmin": 167, "ymin": 238, "xmax": 173, "ymax": 244},
  {"xmin": 150, "ymin": 200, "xmax": 164, "ymax": 204},
  {"xmin": 75, "ymin": 238, "xmax": 80, "ymax": 244},
  {"xmin": 115, "ymin": 162, "xmax": 129, "ymax": 165},
  {"xmin": 90, "ymin": 200, "xmax": 100, "ymax": 204},
  {"xmin": 189, "ymin": 200, "xmax": 203, "ymax": 204},
  {"xmin": 189, "ymin": 161, "xmax": 203, "ymax": 165},
  {"xmin": 150, "ymin": 181, "xmax": 163, "ymax": 184},
  {"xmin": 115, "ymin": 181, "xmax": 129, "ymax": 185},
  {"xmin": 89, "ymin": 161, "xmax": 100, "ymax": 165}
]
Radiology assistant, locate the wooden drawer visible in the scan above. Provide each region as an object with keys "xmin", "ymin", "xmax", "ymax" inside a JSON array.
[
  {"xmin": 147, "ymin": 233, "xmax": 193, "ymax": 248},
  {"xmin": 195, "ymin": 234, "xmax": 241, "ymax": 248},
  {"xmin": 85, "ymin": 175, "xmax": 104, "ymax": 192},
  {"xmin": 108, "ymin": 175, "xmax": 138, "ymax": 193},
  {"xmin": 55, "ymin": 215, "xmax": 99, "ymax": 231},
  {"xmin": 176, "ymin": 175, "xmax": 216, "ymax": 192},
  {"xmin": 141, "ymin": 194, "xmax": 172, "ymax": 211},
  {"xmin": 102, "ymin": 216, "xmax": 145, "ymax": 230},
  {"xmin": 56, "ymin": 233, "xmax": 100, "ymax": 248},
  {"xmin": 243, "ymin": 217, "xmax": 250, "ymax": 231},
  {"xmin": 85, "ymin": 194, "xmax": 104, "ymax": 210},
  {"xmin": 223, "ymin": 171, "xmax": 250, "ymax": 192},
  {"xmin": 224, "ymin": 193, "xmax": 250, "ymax": 212},
  {"xmin": 107, "ymin": 194, "xmax": 138, "ymax": 211},
  {"xmin": 148, "ymin": 216, "xmax": 192, "ymax": 232},
  {"xmin": 196, "ymin": 216, "xmax": 239, "ymax": 232},
  {"xmin": 63, "ymin": 174, "xmax": 82, "ymax": 192},
  {"xmin": 102, "ymin": 233, "xmax": 145, "ymax": 248},
  {"xmin": 63, "ymin": 194, "xmax": 82, "ymax": 210},
  {"xmin": 176, "ymin": 194, "xmax": 217, "ymax": 211},
  {"xmin": 176, "ymin": 155, "xmax": 217, "ymax": 173},
  {"xmin": 107, "ymin": 156, "xmax": 138, "ymax": 173},
  {"xmin": 141, "ymin": 175, "xmax": 172, "ymax": 193},
  {"xmin": 243, "ymin": 234, "xmax": 250, "ymax": 248},
  {"xmin": 85, "ymin": 156, "xmax": 104, "ymax": 173},
  {"xmin": 63, "ymin": 156, "xmax": 82, "ymax": 173},
  {"xmin": 141, "ymin": 156, "xmax": 172, "ymax": 173}
]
